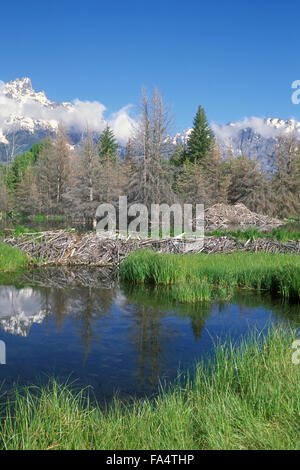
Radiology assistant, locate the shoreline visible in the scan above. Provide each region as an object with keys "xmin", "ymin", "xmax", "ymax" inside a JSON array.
[
  {"xmin": 1, "ymin": 230, "xmax": 299, "ymax": 267},
  {"xmin": 0, "ymin": 328, "xmax": 299, "ymax": 450}
]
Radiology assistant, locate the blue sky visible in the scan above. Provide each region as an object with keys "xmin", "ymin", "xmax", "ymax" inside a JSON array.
[{"xmin": 1, "ymin": 0, "xmax": 300, "ymax": 131}]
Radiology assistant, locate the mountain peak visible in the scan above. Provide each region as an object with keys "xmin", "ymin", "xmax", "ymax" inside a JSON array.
[
  {"xmin": 15, "ymin": 77, "xmax": 32, "ymax": 88},
  {"xmin": 1, "ymin": 77, "xmax": 58, "ymax": 109},
  {"xmin": 5, "ymin": 77, "xmax": 33, "ymax": 95}
]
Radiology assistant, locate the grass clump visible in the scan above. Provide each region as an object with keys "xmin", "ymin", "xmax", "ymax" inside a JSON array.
[
  {"xmin": 206, "ymin": 227, "xmax": 300, "ymax": 242},
  {"xmin": 120, "ymin": 250, "xmax": 300, "ymax": 302},
  {"xmin": 0, "ymin": 225, "xmax": 39, "ymax": 238},
  {"xmin": 170, "ymin": 281, "xmax": 212, "ymax": 302},
  {"xmin": 12, "ymin": 225, "xmax": 36, "ymax": 237},
  {"xmin": 0, "ymin": 328, "xmax": 299, "ymax": 450},
  {"xmin": 0, "ymin": 243, "xmax": 30, "ymax": 273},
  {"xmin": 0, "ymin": 243, "xmax": 32, "ymax": 284}
]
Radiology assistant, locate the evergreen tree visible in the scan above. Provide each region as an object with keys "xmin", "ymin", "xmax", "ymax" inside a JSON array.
[
  {"xmin": 170, "ymin": 143, "xmax": 186, "ymax": 167},
  {"xmin": 186, "ymin": 105, "xmax": 214, "ymax": 163},
  {"xmin": 98, "ymin": 125, "xmax": 118, "ymax": 162},
  {"xmin": 6, "ymin": 141, "xmax": 44, "ymax": 192}
]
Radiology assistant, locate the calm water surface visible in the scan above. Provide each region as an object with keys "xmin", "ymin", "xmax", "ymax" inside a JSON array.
[{"xmin": 0, "ymin": 268, "xmax": 299, "ymax": 401}]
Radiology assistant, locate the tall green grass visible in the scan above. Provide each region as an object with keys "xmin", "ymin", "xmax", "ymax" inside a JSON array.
[
  {"xmin": 206, "ymin": 227, "xmax": 300, "ymax": 242},
  {"xmin": 0, "ymin": 243, "xmax": 31, "ymax": 284},
  {"xmin": 0, "ymin": 328, "xmax": 299, "ymax": 450},
  {"xmin": 0, "ymin": 243, "xmax": 30, "ymax": 273},
  {"xmin": 120, "ymin": 250, "xmax": 300, "ymax": 301}
]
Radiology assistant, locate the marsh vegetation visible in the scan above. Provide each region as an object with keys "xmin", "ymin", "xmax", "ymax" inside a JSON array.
[
  {"xmin": 0, "ymin": 329, "xmax": 299, "ymax": 450},
  {"xmin": 121, "ymin": 250, "xmax": 300, "ymax": 302}
]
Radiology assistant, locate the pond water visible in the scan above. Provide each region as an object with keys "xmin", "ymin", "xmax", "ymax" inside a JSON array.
[
  {"xmin": 0, "ymin": 217, "xmax": 93, "ymax": 233},
  {"xmin": 0, "ymin": 268, "xmax": 299, "ymax": 402}
]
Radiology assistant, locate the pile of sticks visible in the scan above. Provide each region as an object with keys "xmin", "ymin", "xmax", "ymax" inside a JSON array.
[
  {"xmin": 1, "ymin": 229, "xmax": 299, "ymax": 266},
  {"xmin": 204, "ymin": 203, "xmax": 283, "ymax": 231},
  {"xmin": 203, "ymin": 236, "xmax": 300, "ymax": 255},
  {"xmin": 1, "ymin": 230, "xmax": 190, "ymax": 266}
]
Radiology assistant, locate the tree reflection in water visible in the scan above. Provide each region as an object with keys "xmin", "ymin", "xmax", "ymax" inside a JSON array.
[{"xmin": 0, "ymin": 267, "xmax": 298, "ymax": 398}]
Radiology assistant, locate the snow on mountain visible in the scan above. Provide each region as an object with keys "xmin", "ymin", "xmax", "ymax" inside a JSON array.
[
  {"xmin": 174, "ymin": 117, "xmax": 300, "ymax": 170},
  {"xmin": 3, "ymin": 77, "xmax": 62, "ymax": 108},
  {"xmin": 213, "ymin": 117, "xmax": 300, "ymax": 169},
  {"xmin": 172, "ymin": 128, "xmax": 193, "ymax": 145},
  {"xmin": 0, "ymin": 77, "xmax": 134, "ymax": 161},
  {"xmin": 1, "ymin": 77, "xmax": 299, "ymax": 168}
]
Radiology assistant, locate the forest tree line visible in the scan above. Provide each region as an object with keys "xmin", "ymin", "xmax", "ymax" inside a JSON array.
[{"xmin": 0, "ymin": 88, "xmax": 299, "ymax": 221}]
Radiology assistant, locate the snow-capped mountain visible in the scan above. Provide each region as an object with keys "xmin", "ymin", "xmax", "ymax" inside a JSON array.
[
  {"xmin": 174, "ymin": 117, "xmax": 300, "ymax": 170},
  {"xmin": 172, "ymin": 128, "xmax": 193, "ymax": 146},
  {"xmin": 213, "ymin": 117, "xmax": 300, "ymax": 169},
  {"xmin": 1, "ymin": 77, "xmax": 300, "ymax": 168},
  {"xmin": 0, "ymin": 78, "xmax": 80, "ymax": 160},
  {"xmin": 0, "ymin": 77, "xmax": 133, "ymax": 161}
]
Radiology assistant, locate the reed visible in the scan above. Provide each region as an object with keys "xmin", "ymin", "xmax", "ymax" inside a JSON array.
[
  {"xmin": 120, "ymin": 250, "xmax": 300, "ymax": 301},
  {"xmin": 206, "ymin": 227, "xmax": 300, "ymax": 241}
]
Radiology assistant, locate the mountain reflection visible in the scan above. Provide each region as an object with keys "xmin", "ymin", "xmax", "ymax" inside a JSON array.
[
  {"xmin": 0, "ymin": 286, "xmax": 47, "ymax": 336},
  {"xmin": 0, "ymin": 268, "xmax": 299, "ymax": 399}
]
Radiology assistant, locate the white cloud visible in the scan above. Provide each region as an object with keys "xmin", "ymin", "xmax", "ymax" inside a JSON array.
[
  {"xmin": 108, "ymin": 105, "xmax": 135, "ymax": 144},
  {"xmin": 211, "ymin": 117, "xmax": 280, "ymax": 143},
  {"xmin": 52, "ymin": 99, "xmax": 107, "ymax": 133},
  {"xmin": 0, "ymin": 83, "xmax": 135, "ymax": 143}
]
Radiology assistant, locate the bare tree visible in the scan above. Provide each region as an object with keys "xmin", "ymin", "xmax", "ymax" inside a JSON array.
[
  {"xmin": 129, "ymin": 87, "xmax": 175, "ymax": 207},
  {"xmin": 53, "ymin": 125, "xmax": 72, "ymax": 205},
  {"xmin": 271, "ymin": 134, "xmax": 300, "ymax": 218},
  {"xmin": 176, "ymin": 161, "xmax": 207, "ymax": 207},
  {"xmin": 202, "ymin": 144, "xmax": 231, "ymax": 206},
  {"xmin": 16, "ymin": 166, "xmax": 42, "ymax": 216},
  {"xmin": 0, "ymin": 173, "xmax": 9, "ymax": 216},
  {"xmin": 228, "ymin": 155, "xmax": 272, "ymax": 214},
  {"xmin": 4, "ymin": 127, "xmax": 24, "ymax": 164},
  {"xmin": 36, "ymin": 126, "xmax": 72, "ymax": 214},
  {"xmin": 62, "ymin": 131, "xmax": 102, "ymax": 218}
]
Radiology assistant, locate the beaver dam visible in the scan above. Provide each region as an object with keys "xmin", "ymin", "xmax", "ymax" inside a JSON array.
[{"xmin": 1, "ymin": 229, "xmax": 299, "ymax": 266}]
